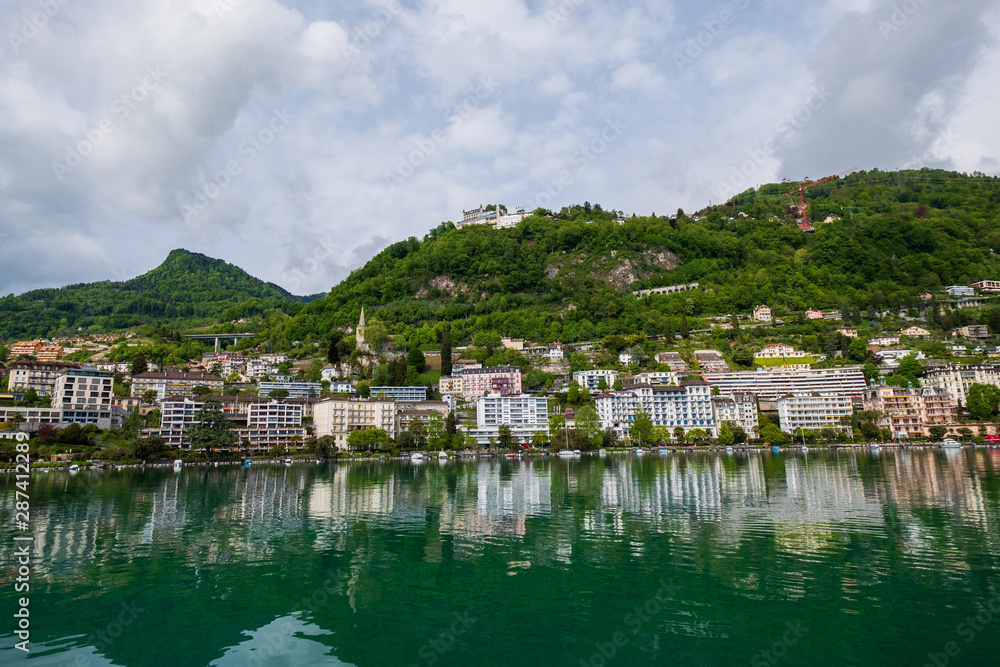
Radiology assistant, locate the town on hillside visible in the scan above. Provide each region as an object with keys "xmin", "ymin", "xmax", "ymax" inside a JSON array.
[{"xmin": 4, "ymin": 278, "xmax": 1000, "ymax": 462}]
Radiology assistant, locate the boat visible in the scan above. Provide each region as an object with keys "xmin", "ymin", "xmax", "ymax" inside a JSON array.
[
  {"xmin": 725, "ymin": 446, "xmax": 734, "ymax": 454},
  {"xmin": 173, "ymin": 459, "xmax": 183, "ymax": 470},
  {"xmin": 634, "ymin": 447, "xmax": 644, "ymax": 455},
  {"xmin": 771, "ymin": 446, "xmax": 781, "ymax": 454},
  {"xmin": 411, "ymin": 452, "xmax": 425, "ymax": 461},
  {"xmin": 438, "ymin": 451, "xmax": 449, "ymax": 459},
  {"xmin": 659, "ymin": 447, "xmax": 669, "ymax": 455},
  {"xmin": 284, "ymin": 458, "xmax": 293, "ymax": 466},
  {"xmin": 68, "ymin": 464, "xmax": 80, "ymax": 473},
  {"xmin": 940, "ymin": 438, "xmax": 962, "ymax": 449},
  {"xmin": 557, "ymin": 449, "xmax": 578, "ymax": 458},
  {"xmin": 573, "ymin": 449, "xmax": 582, "ymax": 455},
  {"xmin": 800, "ymin": 446, "xmax": 808, "ymax": 453},
  {"xmin": 243, "ymin": 459, "xmax": 252, "ymax": 467},
  {"xmin": 598, "ymin": 448, "xmax": 607, "ymax": 457},
  {"xmin": 506, "ymin": 453, "xmax": 520, "ymax": 459}
]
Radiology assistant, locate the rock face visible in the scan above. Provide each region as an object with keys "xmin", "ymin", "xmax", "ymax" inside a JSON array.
[{"xmin": 415, "ymin": 275, "xmax": 465, "ymax": 298}]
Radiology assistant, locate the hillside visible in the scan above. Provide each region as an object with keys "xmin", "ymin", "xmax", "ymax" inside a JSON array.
[
  {"xmin": 0, "ymin": 249, "xmax": 319, "ymax": 339},
  {"xmin": 271, "ymin": 169, "xmax": 1000, "ymax": 350}
]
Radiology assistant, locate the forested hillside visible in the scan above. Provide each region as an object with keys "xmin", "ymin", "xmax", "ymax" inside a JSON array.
[
  {"xmin": 0, "ymin": 249, "xmax": 317, "ymax": 339},
  {"xmin": 269, "ymin": 169, "xmax": 1000, "ymax": 350}
]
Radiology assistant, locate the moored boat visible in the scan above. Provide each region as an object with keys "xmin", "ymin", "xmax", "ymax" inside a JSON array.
[
  {"xmin": 411, "ymin": 452, "xmax": 425, "ymax": 461},
  {"xmin": 940, "ymin": 438, "xmax": 961, "ymax": 449}
]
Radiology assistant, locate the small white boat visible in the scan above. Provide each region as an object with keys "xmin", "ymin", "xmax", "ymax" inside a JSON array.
[
  {"xmin": 173, "ymin": 460, "xmax": 183, "ymax": 470},
  {"xmin": 438, "ymin": 451, "xmax": 449, "ymax": 459},
  {"xmin": 800, "ymin": 446, "xmax": 808, "ymax": 453},
  {"xmin": 284, "ymin": 458, "xmax": 293, "ymax": 466},
  {"xmin": 725, "ymin": 446, "xmax": 734, "ymax": 454},
  {"xmin": 634, "ymin": 447, "xmax": 644, "ymax": 455},
  {"xmin": 557, "ymin": 449, "xmax": 577, "ymax": 458},
  {"xmin": 598, "ymin": 448, "xmax": 607, "ymax": 457},
  {"xmin": 941, "ymin": 438, "xmax": 962, "ymax": 449},
  {"xmin": 411, "ymin": 452, "xmax": 425, "ymax": 461},
  {"xmin": 69, "ymin": 464, "xmax": 80, "ymax": 473}
]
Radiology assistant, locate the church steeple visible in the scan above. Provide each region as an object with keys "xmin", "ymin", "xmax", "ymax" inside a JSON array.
[
  {"xmin": 358, "ymin": 307, "xmax": 366, "ymax": 329},
  {"xmin": 356, "ymin": 308, "xmax": 369, "ymax": 352}
]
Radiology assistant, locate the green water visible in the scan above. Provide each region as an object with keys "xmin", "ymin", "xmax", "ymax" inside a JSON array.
[{"xmin": 3, "ymin": 449, "xmax": 1000, "ymax": 666}]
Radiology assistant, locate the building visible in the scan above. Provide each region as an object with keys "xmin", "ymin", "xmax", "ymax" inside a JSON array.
[
  {"xmin": 777, "ymin": 393, "xmax": 853, "ymax": 435},
  {"xmin": 837, "ymin": 327, "xmax": 859, "ymax": 338},
  {"xmin": 132, "ymin": 371, "xmax": 224, "ymax": 401},
  {"xmin": 946, "ymin": 285, "xmax": 975, "ymax": 297},
  {"xmin": 0, "ymin": 407, "xmax": 63, "ymax": 429},
  {"xmin": 370, "ymin": 386, "xmax": 427, "ymax": 402},
  {"xmin": 313, "ymin": 397, "xmax": 397, "ymax": 451},
  {"xmin": 152, "ymin": 397, "xmax": 304, "ymax": 450},
  {"xmin": 9, "ymin": 341, "xmax": 42, "ymax": 357},
  {"xmin": 396, "ymin": 400, "xmax": 452, "ymax": 433},
  {"xmin": 258, "ymin": 381, "xmax": 323, "ymax": 399},
  {"xmin": 36, "ymin": 346, "xmax": 64, "ymax": 361},
  {"xmin": 753, "ymin": 305, "xmax": 772, "ymax": 322},
  {"xmin": 246, "ymin": 354, "xmax": 287, "ymax": 379},
  {"xmin": 633, "ymin": 283, "xmax": 700, "ymax": 298},
  {"xmin": 701, "ymin": 367, "xmax": 868, "ymax": 401},
  {"xmin": 755, "ymin": 344, "xmax": 811, "ymax": 360},
  {"xmin": 596, "ymin": 381, "xmax": 716, "ymax": 438},
  {"xmin": 862, "ymin": 385, "xmax": 956, "ymax": 439},
  {"xmin": 711, "ymin": 392, "xmax": 759, "ymax": 434},
  {"xmin": 869, "ymin": 336, "xmax": 901, "ymax": 347},
  {"xmin": 805, "ymin": 309, "xmax": 824, "ymax": 320},
  {"xmin": 972, "ymin": 280, "xmax": 1000, "ymax": 293},
  {"xmin": 459, "ymin": 204, "xmax": 499, "ymax": 227},
  {"xmin": 496, "ymin": 209, "xmax": 530, "ymax": 229},
  {"xmin": 438, "ymin": 376, "xmax": 463, "ymax": 397},
  {"xmin": 471, "ymin": 394, "xmax": 549, "ymax": 445},
  {"xmin": 55, "ymin": 366, "xmax": 120, "ymax": 429},
  {"xmin": 954, "ymin": 325, "xmax": 990, "ymax": 341},
  {"xmin": 902, "ymin": 326, "xmax": 931, "ymax": 338},
  {"xmin": 655, "ymin": 352, "xmax": 689, "ymax": 372},
  {"xmin": 631, "ymin": 371, "xmax": 679, "ymax": 386},
  {"xmin": 695, "ymin": 350, "xmax": 730, "ymax": 372},
  {"xmin": 501, "ymin": 337, "xmax": 524, "ymax": 351},
  {"xmin": 460, "ymin": 366, "xmax": 522, "ymax": 398},
  {"xmin": 355, "ymin": 307, "xmax": 369, "ymax": 352},
  {"xmin": 6, "ymin": 361, "xmax": 81, "ymax": 396},
  {"xmin": 572, "ymin": 369, "xmax": 619, "ymax": 391},
  {"xmin": 618, "ymin": 352, "xmax": 637, "ymax": 365},
  {"xmin": 919, "ymin": 292, "xmax": 934, "ymax": 300},
  {"xmin": 922, "ymin": 364, "xmax": 1000, "ymax": 405},
  {"xmin": 326, "ymin": 381, "xmax": 356, "ymax": 394}
]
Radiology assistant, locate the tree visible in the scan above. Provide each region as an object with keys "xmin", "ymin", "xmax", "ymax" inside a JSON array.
[
  {"xmin": 268, "ymin": 388, "xmax": 290, "ymax": 399},
  {"xmin": 365, "ymin": 322, "xmax": 389, "ymax": 351},
  {"xmin": 575, "ymin": 405, "xmax": 602, "ymax": 448},
  {"xmin": 187, "ymin": 397, "xmax": 237, "ymax": 459},
  {"xmin": 441, "ymin": 331, "xmax": 453, "ymax": 377},
  {"xmin": 631, "ymin": 410, "xmax": 654, "ymax": 447},
  {"xmin": 929, "ymin": 425, "xmax": 948, "ymax": 440},
  {"xmin": 896, "ymin": 354, "xmax": 923, "ymax": 385},
  {"xmin": 408, "ymin": 418, "xmax": 427, "ymax": 448},
  {"xmin": 680, "ymin": 314, "xmax": 689, "ymax": 339},
  {"xmin": 759, "ymin": 422, "xmax": 789, "ymax": 446},
  {"xmin": 597, "ymin": 378, "xmax": 609, "ymax": 391},
  {"xmin": 862, "ymin": 363, "xmax": 880, "ymax": 385},
  {"xmin": 306, "ymin": 358, "xmax": 325, "ymax": 382},
  {"xmin": 327, "ymin": 333, "xmax": 343, "ymax": 365},
  {"xmin": 192, "ymin": 385, "xmax": 215, "ymax": 397},
  {"xmin": 408, "ymin": 348, "xmax": 426, "ymax": 374},
  {"xmin": 473, "ymin": 331, "xmax": 503, "ymax": 356},
  {"xmin": 35, "ymin": 423, "xmax": 57, "ymax": 442},
  {"xmin": 141, "ymin": 389, "xmax": 159, "ymax": 405},
  {"xmin": 226, "ymin": 372, "xmax": 242, "ymax": 384},
  {"xmin": 130, "ymin": 353, "xmax": 149, "ymax": 376},
  {"xmin": 388, "ymin": 356, "xmax": 407, "ymax": 386},
  {"xmin": 603, "ymin": 427, "xmax": 619, "ymax": 448},
  {"xmin": 549, "ymin": 414, "xmax": 566, "ymax": 441},
  {"xmin": 731, "ymin": 423, "xmax": 748, "ymax": 444},
  {"xmin": 602, "ymin": 335, "xmax": 627, "ymax": 353},
  {"xmin": 427, "ymin": 413, "xmax": 446, "ymax": 449},
  {"xmin": 566, "ymin": 382, "xmax": 581, "ymax": 405},
  {"xmin": 849, "ymin": 338, "xmax": 868, "ymax": 362},
  {"xmin": 497, "ymin": 424, "xmax": 515, "ymax": 449},
  {"xmin": 612, "ymin": 379, "xmax": 624, "ymax": 391},
  {"xmin": 127, "ymin": 435, "xmax": 166, "ymax": 462},
  {"xmin": 967, "ymin": 384, "xmax": 1000, "ymax": 421},
  {"xmin": 0, "ymin": 344, "xmax": 8, "ymax": 365},
  {"xmin": 718, "ymin": 422, "xmax": 735, "ymax": 446},
  {"xmin": 347, "ymin": 428, "xmax": 393, "ymax": 452},
  {"xmin": 313, "ymin": 435, "xmax": 337, "ymax": 459}
]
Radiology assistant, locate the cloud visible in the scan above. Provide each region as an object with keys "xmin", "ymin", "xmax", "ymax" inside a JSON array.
[{"xmin": 0, "ymin": 0, "xmax": 997, "ymax": 298}]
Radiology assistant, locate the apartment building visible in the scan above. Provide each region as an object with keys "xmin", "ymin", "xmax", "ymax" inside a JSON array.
[
  {"xmin": 55, "ymin": 366, "xmax": 120, "ymax": 429},
  {"xmin": 695, "ymin": 350, "xmax": 730, "ymax": 372},
  {"xmin": 154, "ymin": 397, "xmax": 303, "ymax": 450},
  {"xmin": 954, "ymin": 325, "xmax": 990, "ymax": 341},
  {"xmin": 471, "ymin": 394, "xmax": 549, "ymax": 445},
  {"xmin": 370, "ymin": 386, "xmax": 427, "ymax": 401},
  {"xmin": 777, "ymin": 393, "xmax": 853, "ymax": 435},
  {"xmin": 258, "ymin": 381, "xmax": 322, "ymax": 398},
  {"xmin": 972, "ymin": 280, "xmax": 1000, "ymax": 293},
  {"xmin": 596, "ymin": 381, "xmax": 716, "ymax": 438},
  {"xmin": 8, "ymin": 341, "xmax": 42, "ymax": 357},
  {"xmin": 862, "ymin": 385, "xmax": 956, "ymax": 438},
  {"xmin": 132, "ymin": 371, "xmax": 224, "ymax": 400},
  {"xmin": 572, "ymin": 369, "xmax": 619, "ymax": 391},
  {"xmin": 654, "ymin": 352, "xmax": 689, "ymax": 372},
  {"xmin": 36, "ymin": 346, "xmax": 64, "ymax": 361},
  {"xmin": 460, "ymin": 366, "xmax": 522, "ymax": 398},
  {"xmin": 6, "ymin": 360, "xmax": 81, "ymax": 396},
  {"xmin": 711, "ymin": 392, "xmax": 759, "ymax": 434},
  {"xmin": 438, "ymin": 376, "xmax": 463, "ymax": 397},
  {"xmin": 313, "ymin": 397, "xmax": 397, "ymax": 451},
  {"xmin": 753, "ymin": 305, "xmax": 772, "ymax": 322},
  {"xmin": 755, "ymin": 344, "xmax": 810, "ymax": 359},
  {"xmin": 701, "ymin": 367, "xmax": 868, "ymax": 401},
  {"xmin": 921, "ymin": 364, "xmax": 1000, "ymax": 405},
  {"xmin": 631, "ymin": 371, "xmax": 680, "ymax": 387}
]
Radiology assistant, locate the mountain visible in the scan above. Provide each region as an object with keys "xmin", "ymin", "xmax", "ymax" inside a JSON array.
[
  {"xmin": 271, "ymin": 169, "xmax": 1000, "ymax": 349},
  {"xmin": 0, "ymin": 249, "xmax": 319, "ymax": 340}
]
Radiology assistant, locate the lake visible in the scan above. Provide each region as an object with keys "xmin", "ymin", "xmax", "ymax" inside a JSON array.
[{"xmin": 3, "ymin": 449, "xmax": 1000, "ymax": 666}]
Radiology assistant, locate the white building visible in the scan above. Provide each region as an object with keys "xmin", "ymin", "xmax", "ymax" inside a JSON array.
[
  {"xmin": 755, "ymin": 344, "xmax": 811, "ymax": 360},
  {"xmin": 313, "ymin": 397, "xmax": 397, "ymax": 450},
  {"xmin": 869, "ymin": 336, "xmax": 901, "ymax": 347},
  {"xmin": 573, "ymin": 369, "xmax": 619, "ymax": 390},
  {"xmin": 631, "ymin": 371, "xmax": 680, "ymax": 386},
  {"xmin": 258, "ymin": 381, "xmax": 322, "ymax": 398},
  {"xmin": 55, "ymin": 366, "xmax": 120, "ymax": 429},
  {"xmin": 753, "ymin": 305, "xmax": 772, "ymax": 322},
  {"xmin": 946, "ymin": 285, "xmax": 975, "ymax": 297},
  {"xmin": 922, "ymin": 364, "xmax": 1000, "ymax": 405},
  {"xmin": 711, "ymin": 392, "xmax": 759, "ymax": 434},
  {"xmin": 370, "ymin": 386, "xmax": 427, "ymax": 401},
  {"xmin": 777, "ymin": 393, "xmax": 853, "ymax": 435},
  {"xmin": 902, "ymin": 327, "xmax": 931, "ymax": 338},
  {"xmin": 596, "ymin": 381, "xmax": 716, "ymax": 438},
  {"xmin": 972, "ymin": 280, "xmax": 1000, "ymax": 293},
  {"xmin": 153, "ymin": 397, "xmax": 303, "ymax": 450},
  {"xmin": 701, "ymin": 367, "xmax": 868, "ymax": 401},
  {"xmin": 471, "ymin": 394, "xmax": 549, "ymax": 445}
]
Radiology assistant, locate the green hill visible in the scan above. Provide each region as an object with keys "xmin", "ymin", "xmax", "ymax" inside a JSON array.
[
  {"xmin": 271, "ymin": 169, "xmax": 1000, "ymax": 350},
  {"xmin": 0, "ymin": 249, "xmax": 319, "ymax": 340}
]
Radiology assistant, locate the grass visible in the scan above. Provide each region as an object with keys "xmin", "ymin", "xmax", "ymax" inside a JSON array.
[{"xmin": 753, "ymin": 356, "xmax": 817, "ymax": 367}]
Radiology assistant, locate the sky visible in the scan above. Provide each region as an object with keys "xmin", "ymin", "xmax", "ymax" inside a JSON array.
[{"xmin": 1, "ymin": 0, "xmax": 998, "ymax": 297}]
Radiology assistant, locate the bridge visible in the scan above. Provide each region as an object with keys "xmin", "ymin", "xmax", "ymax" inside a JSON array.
[{"xmin": 185, "ymin": 333, "xmax": 255, "ymax": 352}]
